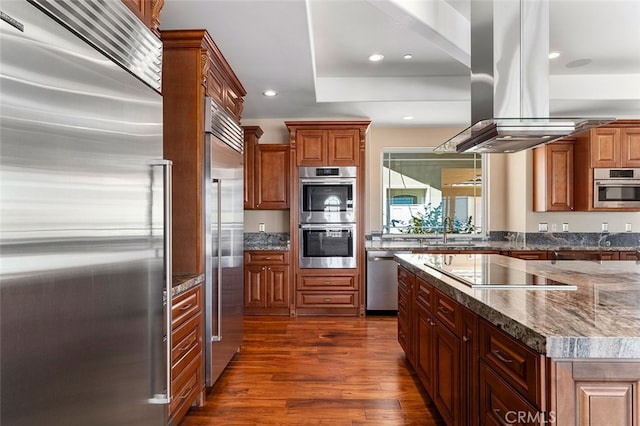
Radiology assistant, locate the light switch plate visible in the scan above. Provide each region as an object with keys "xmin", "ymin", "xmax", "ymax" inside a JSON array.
[
  {"xmin": 538, "ymin": 223, "xmax": 548, "ymax": 232},
  {"xmin": 562, "ymin": 223, "xmax": 569, "ymax": 232},
  {"xmin": 626, "ymin": 223, "xmax": 633, "ymax": 232},
  {"xmin": 601, "ymin": 222, "xmax": 608, "ymax": 232},
  {"xmin": 258, "ymin": 223, "xmax": 265, "ymax": 232}
]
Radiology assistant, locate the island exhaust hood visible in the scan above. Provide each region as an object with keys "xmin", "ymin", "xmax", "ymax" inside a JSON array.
[{"xmin": 436, "ymin": 1, "xmax": 613, "ymax": 154}]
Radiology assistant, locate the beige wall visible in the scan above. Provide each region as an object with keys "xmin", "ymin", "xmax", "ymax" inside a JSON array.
[{"xmin": 242, "ymin": 119, "xmax": 640, "ymax": 234}]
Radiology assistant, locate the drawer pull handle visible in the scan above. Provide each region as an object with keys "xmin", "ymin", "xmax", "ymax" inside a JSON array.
[
  {"xmin": 180, "ymin": 387, "xmax": 193, "ymax": 399},
  {"xmin": 463, "ymin": 336, "xmax": 470, "ymax": 343},
  {"xmin": 324, "ymin": 298, "xmax": 332, "ymax": 302},
  {"xmin": 177, "ymin": 340, "xmax": 193, "ymax": 351},
  {"xmin": 492, "ymin": 349, "xmax": 513, "ymax": 364},
  {"xmin": 437, "ymin": 306, "xmax": 451, "ymax": 315},
  {"xmin": 180, "ymin": 304, "xmax": 193, "ymax": 311},
  {"xmin": 324, "ymin": 281, "xmax": 331, "ymax": 285}
]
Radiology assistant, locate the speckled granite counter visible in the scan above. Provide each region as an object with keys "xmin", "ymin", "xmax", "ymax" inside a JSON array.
[
  {"xmin": 172, "ymin": 273, "xmax": 204, "ymax": 296},
  {"xmin": 395, "ymin": 253, "xmax": 640, "ymax": 359},
  {"xmin": 244, "ymin": 232, "xmax": 290, "ymax": 251}
]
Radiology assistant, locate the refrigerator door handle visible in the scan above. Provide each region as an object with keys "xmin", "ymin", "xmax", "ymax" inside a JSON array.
[
  {"xmin": 211, "ymin": 178, "xmax": 222, "ymax": 343},
  {"xmin": 149, "ymin": 159, "xmax": 173, "ymax": 404}
]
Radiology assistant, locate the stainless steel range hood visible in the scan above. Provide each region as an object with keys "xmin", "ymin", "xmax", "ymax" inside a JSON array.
[
  {"xmin": 442, "ymin": 117, "xmax": 613, "ymax": 154},
  {"xmin": 437, "ymin": 0, "xmax": 614, "ymax": 154}
]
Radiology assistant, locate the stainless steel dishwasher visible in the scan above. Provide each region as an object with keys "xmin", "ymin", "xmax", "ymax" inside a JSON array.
[{"xmin": 366, "ymin": 250, "xmax": 411, "ymax": 312}]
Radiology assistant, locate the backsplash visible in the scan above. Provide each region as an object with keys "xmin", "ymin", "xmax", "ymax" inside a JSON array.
[
  {"xmin": 490, "ymin": 231, "xmax": 640, "ymax": 248},
  {"xmin": 244, "ymin": 232, "xmax": 290, "ymax": 250}
]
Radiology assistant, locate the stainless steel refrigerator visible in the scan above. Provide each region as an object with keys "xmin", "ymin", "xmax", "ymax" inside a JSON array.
[
  {"xmin": 0, "ymin": 1, "xmax": 170, "ymax": 425},
  {"xmin": 203, "ymin": 97, "xmax": 245, "ymax": 386}
]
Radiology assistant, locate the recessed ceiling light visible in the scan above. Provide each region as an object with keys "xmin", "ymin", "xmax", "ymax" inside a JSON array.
[
  {"xmin": 403, "ymin": 54, "xmax": 413, "ymax": 60},
  {"xmin": 548, "ymin": 51, "xmax": 560, "ymax": 59},
  {"xmin": 368, "ymin": 53, "xmax": 384, "ymax": 62},
  {"xmin": 402, "ymin": 116, "xmax": 414, "ymax": 120},
  {"xmin": 262, "ymin": 90, "xmax": 278, "ymax": 97},
  {"xmin": 566, "ymin": 58, "xmax": 592, "ymax": 69}
]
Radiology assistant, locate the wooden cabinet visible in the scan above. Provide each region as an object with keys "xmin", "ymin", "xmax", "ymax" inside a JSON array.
[
  {"xmin": 503, "ymin": 250, "xmax": 549, "ymax": 260},
  {"xmin": 286, "ymin": 121, "xmax": 369, "ymax": 167},
  {"xmin": 121, "ymin": 0, "xmax": 163, "ymax": 36},
  {"xmin": 295, "ymin": 269, "xmax": 359, "ymax": 314},
  {"xmin": 553, "ymin": 361, "xmax": 640, "ymax": 426},
  {"xmin": 244, "ymin": 251, "xmax": 291, "ymax": 315},
  {"xmin": 589, "ymin": 126, "xmax": 640, "ymax": 168},
  {"xmin": 169, "ymin": 284, "xmax": 204, "ymax": 426},
  {"xmin": 533, "ymin": 140, "xmax": 575, "ymax": 211},
  {"xmin": 286, "ymin": 120, "xmax": 370, "ymax": 317},
  {"xmin": 399, "ymin": 268, "xmax": 470, "ymax": 426},
  {"xmin": 255, "ymin": 144, "xmax": 290, "ymax": 209},
  {"xmin": 620, "ymin": 250, "xmax": 640, "ymax": 260},
  {"xmin": 293, "ymin": 128, "xmax": 360, "ymax": 166},
  {"xmin": 243, "ymin": 126, "xmax": 290, "ymax": 210},
  {"xmin": 161, "ymin": 30, "xmax": 246, "ymax": 276}
]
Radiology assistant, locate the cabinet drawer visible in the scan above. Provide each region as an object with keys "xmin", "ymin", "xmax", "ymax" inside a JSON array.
[
  {"xmin": 398, "ymin": 265, "xmax": 413, "ymax": 286},
  {"xmin": 479, "ymin": 361, "xmax": 542, "ymax": 425},
  {"xmin": 296, "ymin": 292, "xmax": 357, "ymax": 307},
  {"xmin": 169, "ymin": 352, "xmax": 202, "ymax": 422},
  {"xmin": 479, "ymin": 319, "xmax": 543, "ymax": 409},
  {"xmin": 415, "ymin": 277, "xmax": 433, "ymax": 312},
  {"xmin": 244, "ymin": 250, "xmax": 290, "ymax": 265},
  {"xmin": 171, "ymin": 314, "xmax": 202, "ymax": 372},
  {"xmin": 297, "ymin": 275, "xmax": 356, "ymax": 291},
  {"xmin": 172, "ymin": 285, "xmax": 202, "ymax": 329},
  {"xmin": 434, "ymin": 289, "xmax": 460, "ymax": 336}
]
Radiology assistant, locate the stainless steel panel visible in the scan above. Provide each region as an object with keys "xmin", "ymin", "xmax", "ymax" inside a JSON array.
[
  {"xmin": 366, "ymin": 251, "xmax": 410, "ymax": 311},
  {"xmin": 204, "ymin": 102, "xmax": 244, "ymax": 387},
  {"xmin": 299, "ymin": 224, "xmax": 357, "ymax": 269},
  {"xmin": 0, "ymin": 2, "xmax": 166, "ymax": 424}
]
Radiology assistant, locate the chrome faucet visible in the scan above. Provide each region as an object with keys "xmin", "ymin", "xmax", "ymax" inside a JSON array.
[{"xmin": 442, "ymin": 216, "xmax": 452, "ymax": 245}]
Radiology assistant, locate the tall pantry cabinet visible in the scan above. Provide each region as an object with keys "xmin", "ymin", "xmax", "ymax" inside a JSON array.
[
  {"xmin": 286, "ymin": 121, "xmax": 371, "ymax": 317},
  {"xmin": 161, "ymin": 29, "xmax": 246, "ymax": 425}
]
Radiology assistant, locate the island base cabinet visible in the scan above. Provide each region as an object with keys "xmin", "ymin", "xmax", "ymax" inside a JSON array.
[
  {"xmin": 552, "ymin": 361, "xmax": 640, "ymax": 426},
  {"xmin": 479, "ymin": 361, "xmax": 542, "ymax": 425}
]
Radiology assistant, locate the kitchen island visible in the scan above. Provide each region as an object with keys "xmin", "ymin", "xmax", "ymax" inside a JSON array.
[{"xmin": 395, "ymin": 253, "xmax": 640, "ymax": 425}]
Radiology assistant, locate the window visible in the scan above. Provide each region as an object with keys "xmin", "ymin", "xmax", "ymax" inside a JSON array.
[{"xmin": 382, "ymin": 149, "xmax": 485, "ymax": 235}]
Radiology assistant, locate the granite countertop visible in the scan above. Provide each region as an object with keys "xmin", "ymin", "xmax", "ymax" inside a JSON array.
[
  {"xmin": 395, "ymin": 253, "xmax": 640, "ymax": 360},
  {"xmin": 172, "ymin": 273, "xmax": 204, "ymax": 296},
  {"xmin": 244, "ymin": 232, "xmax": 290, "ymax": 251},
  {"xmin": 366, "ymin": 239, "xmax": 639, "ymax": 252}
]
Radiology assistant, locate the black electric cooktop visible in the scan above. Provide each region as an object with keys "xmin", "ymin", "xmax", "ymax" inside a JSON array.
[{"xmin": 423, "ymin": 254, "xmax": 577, "ymax": 290}]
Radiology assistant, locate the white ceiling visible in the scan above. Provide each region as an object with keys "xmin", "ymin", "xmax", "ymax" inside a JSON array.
[{"xmin": 160, "ymin": 0, "xmax": 640, "ymax": 128}]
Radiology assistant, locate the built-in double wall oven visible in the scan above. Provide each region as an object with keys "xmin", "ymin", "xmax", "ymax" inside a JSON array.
[{"xmin": 298, "ymin": 166, "xmax": 357, "ymax": 268}]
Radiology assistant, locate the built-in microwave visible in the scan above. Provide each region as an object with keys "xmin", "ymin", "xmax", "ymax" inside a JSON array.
[
  {"xmin": 299, "ymin": 166, "xmax": 356, "ymax": 223},
  {"xmin": 299, "ymin": 223, "xmax": 356, "ymax": 269},
  {"xmin": 593, "ymin": 168, "xmax": 640, "ymax": 208}
]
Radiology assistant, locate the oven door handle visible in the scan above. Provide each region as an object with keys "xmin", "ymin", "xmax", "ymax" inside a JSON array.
[
  {"xmin": 300, "ymin": 178, "xmax": 356, "ymax": 185},
  {"xmin": 299, "ymin": 224, "xmax": 355, "ymax": 231},
  {"xmin": 595, "ymin": 180, "xmax": 639, "ymax": 187}
]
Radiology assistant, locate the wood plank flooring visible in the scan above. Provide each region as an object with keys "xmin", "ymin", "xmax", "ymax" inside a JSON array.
[{"xmin": 180, "ymin": 315, "xmax": 444, "ymax": 425}]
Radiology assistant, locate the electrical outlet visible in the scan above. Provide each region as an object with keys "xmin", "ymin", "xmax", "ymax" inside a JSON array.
[
  {"xmin": 258, "ymin": 223, "xmax": 265, "ymax": 232},
  {"xmin": 551, "ymin": 224, "xmax": 557, "ymax": 232},
  {"xmin": 601, "ymin": 222, "xmax": 608, "ymax": 233},
  {"xmin": 626, "ymin": 223, "xmax": 633, "ymax": 232},
  {"xmin": 538, "ymin": 223, "xmax": 548, "ymax": 232},
  {"xmin": 562, "ymin": 223, "xmax": 569, "ymax": 232}
]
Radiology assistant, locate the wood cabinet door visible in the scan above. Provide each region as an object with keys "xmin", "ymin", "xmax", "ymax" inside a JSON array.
[
  {"xmin": 461, "ymin": 306, "xmax": 479, "ymax": 426},
  {"xmin": 621, "ymin": 127, "xmax": 640, "ymax": 167},
  {"xmin": 591, "ymin": 128, "xmax": 621, "ymax": 168},
  {"xmin": 266, "ymin": 266, "xmax": 290, "ymax": 308},
  {"xmin": 296, "ymin": 129, "xmax": 326, "ymax": 166},
  {"xmin": 327, "ymin": 129, "xmax": 359, "ymax": 166},
  {"xmin": 244, "ymin": 266, "xmax": 266, "ymax": 308},
  {"xmin": 415, "ymin": 305, "xmax": 435, "ymax": 395},
  {"xmin": 433, "ymin": 321, "xmax": 461, "ymax": 426},
  {"xmin": 255, "ymin": 144, "xmax": 290, "ymax": 209},
  {"xmin": 547, "ymin": 142, "xmax": 574, "ymax": 211}
]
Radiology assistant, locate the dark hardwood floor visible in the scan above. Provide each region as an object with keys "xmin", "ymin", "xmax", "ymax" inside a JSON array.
[{"xmin": 180, "ymin": 315, "xmax": 444, "ymax": 425}]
